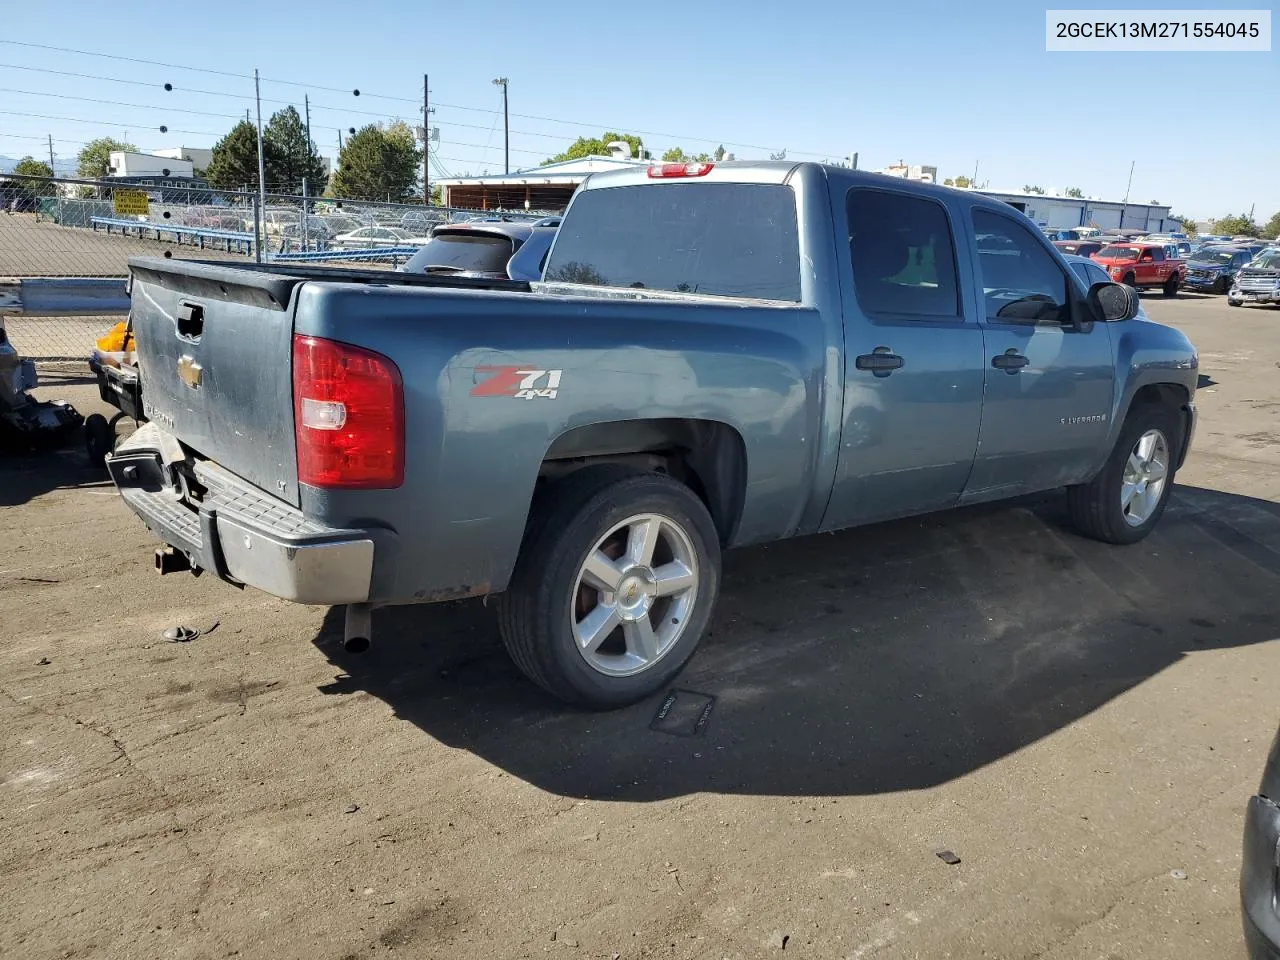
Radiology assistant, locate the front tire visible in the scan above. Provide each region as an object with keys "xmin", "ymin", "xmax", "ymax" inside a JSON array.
[
  {"xmin": 1215, "ymin": 276, "xmax": 1230, "ymax": 294},
  {"xmin": 497, "ymin": 467, "xmax": 721, "ymax": 708},
  {"xmin": 1122, "ymin": 273, "xmax": 1137, "ymax": 289},
  {"xmin": 1162, "ymin": 273, "xmax": 1180, "ymax": 297},
  {"xmin": 1066, "ymin": 404, "xmax": 1182, "ymax": 545}
]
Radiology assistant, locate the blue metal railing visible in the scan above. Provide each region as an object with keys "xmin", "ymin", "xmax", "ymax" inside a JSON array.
[
  {"xmin": 270, "ymin": 247, "xmax": 419, "ymax": 264},
  {"xmin": 90, "ymin": 217, "xmax": 255, "ymax": 254}
]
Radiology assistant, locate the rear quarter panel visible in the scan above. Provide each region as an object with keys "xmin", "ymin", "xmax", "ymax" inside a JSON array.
[{"xmin": 292, "ymin": 284, "xmax": 828, "ymax": 602}]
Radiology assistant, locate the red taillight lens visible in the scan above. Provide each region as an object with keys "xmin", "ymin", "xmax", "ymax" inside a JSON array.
[
  {"xmin": 647, "ymin": 161, "xmax": 715, "ymax": 178},
  {"xmin": 292, "ymin": 334, "xmax": 404, "ymax": 489}
]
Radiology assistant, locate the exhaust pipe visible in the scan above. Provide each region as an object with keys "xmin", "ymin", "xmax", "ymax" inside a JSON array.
[{"xmin": 343, "ymin": 603, "xmax": 373, "ymax": 653}]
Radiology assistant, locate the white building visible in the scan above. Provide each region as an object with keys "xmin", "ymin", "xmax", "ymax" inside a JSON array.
[
  {"xmin": 107, "ymin": 151, "xmax": 194, "ymax": 179},
  {"xmin": 975, "ymin": 187, "xmax": 1176, "ymax": 233},
  {"xmin": 880, "ymin": 161, "xmax": 938, "ymax": 183},
  {"xmin": 153, "ymin": 146, "xmax": 213, "ymax": 170}
]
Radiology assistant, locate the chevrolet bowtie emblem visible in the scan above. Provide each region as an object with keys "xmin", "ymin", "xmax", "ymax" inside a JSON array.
[{"xmin": 177, "ymin": 354, "xmax": 203, "ymax": 389}]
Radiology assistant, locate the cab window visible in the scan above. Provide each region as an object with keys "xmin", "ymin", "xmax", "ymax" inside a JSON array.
[
  {"xmin": 847, "ymin": 188, "xmax": 961, "ymax": 320},
  {"xmin": 971, "ymin": 209, "xmax": 1070, "ymax": 325}
]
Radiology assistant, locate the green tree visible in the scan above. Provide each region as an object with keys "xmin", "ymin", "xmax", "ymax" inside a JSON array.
[
  {"xmin": 546, "ymin": 132, "xmax": 645, "ymax": 164},
  {"xmin": 1170, "ymin": 215, "xmax": 1197, "ymax": 236},
  {"xmin": 1065, "ymin": 186, "xmax": 1084, "ymax": 198},
  {"xmin": 1212, "ymin": 213, "xmax": 1260, "ymax": 237},
  {"xmin": 943, "ymin": 175, "xmax": 973, "ymax": 188},
  {"xmin": 662, "ymin": 146, "xmax": 686, "ymax": 162},
  {"xmin": 206, "ymin": 120, "xmax": 266, "ymax": 190},
  {"xmin": 1023, "ymin": 184, "xmax": 1045, "ymax": 195},
  {"xmin": 77, "ymin": 137, "xmax": 137, "ymax": 179},
  {"xmin": 10, "ymin": 156, "xmax": 57, "ymax": 201},
  {"xmin": 713, "ymin": 145, "xmax": 726, "ymax": 161},
  {"xmin": 1259, "ymin": 211, "xmax": 1280, "ymax": 239},
  {"xmin": 331, "ymin": 122, "xmax": 421, "ymax": 201},
  {"xmin": 263, "ymin": 106, "xmax": 328, "ymax": 195}
]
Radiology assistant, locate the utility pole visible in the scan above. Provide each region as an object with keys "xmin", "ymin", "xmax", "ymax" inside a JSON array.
[
  {"xmin": 254, "ymin": 69, "xmax": 267, "ymax": 262},
  {"xmin": 492, "ymin": 77, "xmax": 509, "ymax": 175},
  {"xmin": 47, "ymin": 134, "xmax": 55, "ymax": 172},
  {"xmin": 1121, "ymin": 160, "xmax": 1135, "ymax": 227},
  {"xmin": 338, "ymin": 128, "xmax": 344, "ymax": 152},
  {"xmin": 430, "ymin": 74, "xmax": 435, "ymax": 204},
  {"xmin": 304, "ymin": 94, "xmax": 312, "ymax": 158},
  {"xmin": 972, "ymin": 160, "xmax": 979, "ymax": 186}
]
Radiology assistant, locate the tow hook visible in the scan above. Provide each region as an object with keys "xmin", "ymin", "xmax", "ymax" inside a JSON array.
[
  {"xmin": 343, "ymin": 603, "xmax": 373, "ymax": 653},
  {"xmin": 155, "ymin": 546, "xmax": 192, "ymax": 575}
]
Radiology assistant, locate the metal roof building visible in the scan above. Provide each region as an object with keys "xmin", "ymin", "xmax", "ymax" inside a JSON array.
[
  {"xmin": 973, "ymin": 188, "xmax": 1176, "ymax": 233},
  {"xmin": 434, "ymin": 155, "xmax": 649, "ymax": 211}
]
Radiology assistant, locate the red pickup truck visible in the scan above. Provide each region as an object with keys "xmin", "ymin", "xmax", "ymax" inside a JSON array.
[{"xmin": 1092, "ymin": 242, "xmax": 1184, "ymax": 296}]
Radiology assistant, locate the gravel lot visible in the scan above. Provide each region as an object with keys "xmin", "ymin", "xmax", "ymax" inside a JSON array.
[{"xmin": 2, "ymin": 293, "xmax": 1278, "ymax": 960}]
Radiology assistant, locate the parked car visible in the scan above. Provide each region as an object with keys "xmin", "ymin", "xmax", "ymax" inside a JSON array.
[
  {"xmin": 1184, "ymin": 246, "xmax": 1257, "ymax": 293},
  {"xmin": 1053, "ymin": 239, "xmax": 1105, "ymax": 258},
  {"xmin": 401, "ymin": 210, "xmax": 447, "ymax": 234},
  {"xmin": 106, "ymin": 161, "xmax": 1197, "ymax": 708},
  {"xmin": 1241, "ymin": 725, "xmax": 1280, "ymax": 959},
  {"xmin": 398, "ymin": 222, "xmax": 541, "ymax": 279},
  {"xmin": 332, "ymin": 226, "xmax": 420, "ymax": 249},
  {"xmin": 1092, "ymin": 242, "xmax": 1185, "ymax": 295},
  {"xmin": 1228, "ymin": 249, "xmax": 1280, "ymax": 308}
]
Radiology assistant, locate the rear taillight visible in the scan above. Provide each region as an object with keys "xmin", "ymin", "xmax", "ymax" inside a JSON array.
[
  {"xmin": 647, "ymin": 161, "xmax": 715, "ymax": 178},
  {"xmin": 292, "ymin": 334, "xmax": 404, "ymax": 489}
]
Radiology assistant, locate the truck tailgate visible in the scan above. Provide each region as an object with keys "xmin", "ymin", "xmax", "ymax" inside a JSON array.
[{"xmin": 128, "ymin": 258, "xmax": 303, "ymax": 506}]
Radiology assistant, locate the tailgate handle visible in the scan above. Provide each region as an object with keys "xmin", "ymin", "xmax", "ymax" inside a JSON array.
[{"xmin": 176, "ymin": 302, "xmax": 204, "ymax": 341}]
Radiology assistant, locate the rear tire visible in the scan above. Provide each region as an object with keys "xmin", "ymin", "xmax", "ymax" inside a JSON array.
[
  {"xmin": 1066, "ymin": 403, "xmax": 1182, "ymax": 545},
  {"xmin": 497, "ymin": 467, "xmax": 721, "ymax": 709}
]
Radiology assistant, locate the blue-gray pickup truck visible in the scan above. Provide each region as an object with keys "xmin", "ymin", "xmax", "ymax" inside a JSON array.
[{"xmin": 109, "ymin": 161, "xmax": 1198, "ymax": 708}]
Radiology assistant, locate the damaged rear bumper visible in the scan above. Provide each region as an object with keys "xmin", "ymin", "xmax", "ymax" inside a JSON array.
[{"xmin": 107, "ymin": 423, "xmax": 377, "ymax": 604}]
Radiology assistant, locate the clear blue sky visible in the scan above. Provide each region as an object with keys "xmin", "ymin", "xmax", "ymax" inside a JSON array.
[{"xmin": 2, "ymin": 0, "xmax": 1276, "ymax": 221}]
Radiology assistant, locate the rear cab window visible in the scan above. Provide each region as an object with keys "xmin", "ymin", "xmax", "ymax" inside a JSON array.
[{"xmin": 544, "ymin": 183, "xmax": 801, "ymax": 301}]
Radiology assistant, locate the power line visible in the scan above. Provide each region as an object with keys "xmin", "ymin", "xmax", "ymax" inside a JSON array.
[{"xmin": 0, "ymin": 38, "xmax": 830, "ymax": 158}]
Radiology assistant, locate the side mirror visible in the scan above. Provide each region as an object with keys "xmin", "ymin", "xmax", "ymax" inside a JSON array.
[{"xmin": 1088, "ymin": 281, "xmax": 1140, "ymax": 322}]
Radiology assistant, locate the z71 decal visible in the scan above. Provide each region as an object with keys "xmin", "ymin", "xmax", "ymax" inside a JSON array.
[{"xmin": 471, "ymin": 365, "xmax": 563, "ymax": 400}]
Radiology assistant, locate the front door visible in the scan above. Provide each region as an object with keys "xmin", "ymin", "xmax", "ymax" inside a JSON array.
[
  {"xmin": 963, "ymin": 208, "xmax": 1116, "ymax": 501},
  {"xmin": 822, "ymin": 186, "xmax": 986, "ymax": 530}
]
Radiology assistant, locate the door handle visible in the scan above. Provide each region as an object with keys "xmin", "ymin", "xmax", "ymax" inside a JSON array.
[
  {"xmin": 991, "ymin": 349, "xmax": 1029, "ymax": 374},
  {"xmin": 855, "ymin": 347, "xmax": 904, "ymax": 378}
]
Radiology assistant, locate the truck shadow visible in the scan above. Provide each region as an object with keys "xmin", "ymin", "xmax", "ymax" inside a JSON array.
[{"xmin": 312, "ymin": 484, "xmax": 1280, "ymax": 800}]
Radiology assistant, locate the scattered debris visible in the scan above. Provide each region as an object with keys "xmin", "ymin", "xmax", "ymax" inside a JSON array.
[
  {"xmin": 936, "ymin": 850, "xmax": 962, "ymax": 865},
  {"xmin": 36, "ymin": 656, "xmax": 51, "ymax": 666},
  {"xmin": 203, "ymin": 619, "xmax": 221, "ymax": 637},
  {"xmin": 1170, "ymin": 869, "xmax": 1187, "ymax": 881},
  {"xmin": 767, "ymin": 930, "xmax": 790, "ymax": 950},
  {"xmin": 343, "ymin": 803, "xmax": 360, "ymax": 814},
  {"xmin": 650, "ymin": 689, "xmax": 717, "ymax": 737},
  {"xmin": 161, "ymin": 625, "xmax": 199, "ymax": 643},
  {"xmin": 550, "ymin": 931, "xmax": 557, "ymax": 942}
]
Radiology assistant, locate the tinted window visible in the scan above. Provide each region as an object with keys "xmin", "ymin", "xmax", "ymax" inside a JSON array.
[
  {"xmin": 544, "ymin": 183, "xmax": 800, "ymax": 301},
  {"xmin": 1149, "ymin": 248, "xmax": 1164, "ymax": 262},
  {"xmin": 847, "ymin": 189, "xmax": 960, "ymax": 318},
  {"xmin": 1070, "ymin": 260, "xmax": 1109, "ymax": 287},
  {"xmin": 402, "ymin": 232, "xmax": 515, "ymax": 275},
  {"xmin": 1098, "ymin": 245, "xmax": 1140, "ymax": 259},
  {"xmin": 972, "ymin": 209, "xmax": 1070, "ymax": 324}
]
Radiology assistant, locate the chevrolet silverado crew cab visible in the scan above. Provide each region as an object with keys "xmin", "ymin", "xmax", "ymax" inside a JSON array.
[
  {"xmin": 1091, "ymin": 242, "xmax": 1185, "ymax": 295},
  {"xmin": 108, "ymin": 162, "xmax": 1199, "ymax": 708}
]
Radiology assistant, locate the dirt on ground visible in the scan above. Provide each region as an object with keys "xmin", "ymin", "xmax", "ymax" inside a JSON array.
[{"xmin": 2, "ymin": 293, "xmax": 1278, "ymax": 960}]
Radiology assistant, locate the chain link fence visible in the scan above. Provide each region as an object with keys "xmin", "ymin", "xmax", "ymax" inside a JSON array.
[{"xmin": 1, "ymin": 174, "xmax": 551, "ymax": 360}]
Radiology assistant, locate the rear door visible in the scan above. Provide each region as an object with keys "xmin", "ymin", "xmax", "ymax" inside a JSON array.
[
  {"xmin": 821, "ymin": 186, "xmax": 986, "ymax": 530},
  {"xmin": 962, "ymin": 208, "xmax": 1115, "ymax": 499}
]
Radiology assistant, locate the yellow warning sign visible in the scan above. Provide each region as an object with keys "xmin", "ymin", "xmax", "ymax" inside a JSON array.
[{"xmin": 113, "ymin": 189, "xmax": 150, "ymax": 216}]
